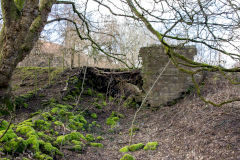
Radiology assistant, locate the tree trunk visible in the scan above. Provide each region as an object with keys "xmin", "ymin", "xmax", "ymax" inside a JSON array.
[{"xmin": 0, "ymin": 0, "xmax": 55, "ymax": 103}]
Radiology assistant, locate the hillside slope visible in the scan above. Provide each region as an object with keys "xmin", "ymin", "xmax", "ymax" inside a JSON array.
[{"xmin": 1, "ymin": 67, "xmax": 239, "ymax": 160}]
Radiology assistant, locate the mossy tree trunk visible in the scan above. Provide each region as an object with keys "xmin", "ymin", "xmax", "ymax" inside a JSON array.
[{"xmin": 0, "ymin": 0, "xmax": 55, "ymax": 103}]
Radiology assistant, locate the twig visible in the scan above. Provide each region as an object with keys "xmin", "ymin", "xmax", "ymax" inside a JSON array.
[
  {"xmin": 129, "ymin": 60, "xmax": 171, "ymax": 145},
  {"xmin": 75, "ymin": 66, "xmax": 87, "ymax": 110}
]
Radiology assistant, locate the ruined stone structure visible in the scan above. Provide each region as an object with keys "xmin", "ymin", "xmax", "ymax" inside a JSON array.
[{"xmin": 139, "ymin": 45, "xmax": 199, "ymax": 107}]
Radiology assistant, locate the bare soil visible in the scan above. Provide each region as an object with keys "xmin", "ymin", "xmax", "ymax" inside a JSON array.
[{"xmin": 9, "ymin": 68, "xmax": 240, "ymax": 160}]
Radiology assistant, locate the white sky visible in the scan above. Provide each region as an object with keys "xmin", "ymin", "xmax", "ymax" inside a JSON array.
[{"xmin": 44, "ymin": 0, "xmax": 240, "ymax": 68}]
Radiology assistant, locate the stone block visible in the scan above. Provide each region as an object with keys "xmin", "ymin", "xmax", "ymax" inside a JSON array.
[{"xmin": 140, "ymin": 45, "xmax": 201, "ymax": 107}]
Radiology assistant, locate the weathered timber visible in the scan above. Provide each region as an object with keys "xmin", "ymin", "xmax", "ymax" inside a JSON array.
[{"xmin": 61, "ymin": 67, "xmax": 143, "ymax": 97}]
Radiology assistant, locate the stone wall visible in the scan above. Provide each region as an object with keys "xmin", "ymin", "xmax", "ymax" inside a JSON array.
[{"xmin": 139, "ymin": 45, "xmax": 200, "ymax": 107}]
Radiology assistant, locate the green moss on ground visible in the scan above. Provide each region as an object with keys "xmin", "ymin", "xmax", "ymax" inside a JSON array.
[
  {"xmin": 128, "ymin": 143, "xmax": 144, "ymax": 152},
  {"xmin": 0, "ymin": 129, "xmax": 17, "ymax": 142},
  {"xmin": 106, "ymin": 116, "xmax": 119, "ymax": 128},
  {"xmin": 119, "ymin": 146, "xmax": 129, "ymax": 153},
  {"xmin": 70, "ymin": 145, "xmax": 82, "ymax": 152},
  {"xmin": 93, "ymin": 102, "xmax": 103, "ymax": 109},
  {"xmin": 129, "ymin": 126, "xmax": 140, "ymax": 135},
  {"xmin": 96, "ymin": 136, "xmax": 104, "ymax": 141},
  {"xmin": 34, "ymin": 119, "xmax": 51, "ymax": 130},
  {"xmin": 143, "ymin": 142, "xmax": 158, "ymax": 150},
  {"xmin": 111, "ymin": 111, "xmax": 124, "ymax": 118},
  {"xmin": 105, "ymin": 111, "xmax": 125, "ymax": 128},
  {"xmin": 97, "ymin": 93, "xmax": 105, "ymax": 99},
  {"xmin": 56, "ymin": 132, "xmax": 86, "ymax": 145},
  {"xmin": 0, "ymin": 86, "xmax": 117, "ymax": 159},
  {"xmin": 120, "ymin": 154, "xmax": 135, "ymax": 160},
  {"xmin": 0, "ymin": 120, "xmax": 9, "ymax": 130},
  {"xmin": 89, "ymin": 142, "xmax": 103, "ymax": 148},
  {"xmin": 91, "ymin": 113, "xmax": 97, "ymax": 119},
  {"xmin": 34, "ymin": 151, "xmax": 53, "ymax": 160},
  {"xmin": 86, "ymin": 134, "xmax": 95, "ymax": 142}
]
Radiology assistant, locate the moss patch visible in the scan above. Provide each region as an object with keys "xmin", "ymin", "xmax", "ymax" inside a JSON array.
[
  {"xmin": 0, "ymin": 120, "xmax": 9, "ymax": 131},
  {"xmin": 56, "ymin": 132, "xmax": 86, "ymax": 145},
  {"xmin": 96, "ymin": 136, "xmax": 104, "ymax": 141},
  {"xmin": 91, "ymin": 113, "xmax": 98, "ymax": 119},
  {"xmin": 89, "ymin": 142, "xmax": 103, "ymax": 148},
  {"xmin": 0, "ymin": 129, "xmax": 17, "ymax": 142},
  {"xmin": 128, "ymin": 143, "xmax": 144, "ymax": 152},
  {"xmin": 106, "ymin": 116, "xmax": 119, "ymax": 128},
  {"xmin": 86, "ymin": 134, "xmax": 95, "ymax": 142},
  {"xmin": 120, "ymin": 154, "xmax": 135, "ymax": 160},
  {"xmin": 119, "ymin": 146, "xmax": 129, "ymax": 153},
  {"xmin": 106, "ymin": 111, "xmax": 124, "ymax": 128},
  {"xmin": 143, "ymin": 142, "xmax": 158, "ymax": 150}
]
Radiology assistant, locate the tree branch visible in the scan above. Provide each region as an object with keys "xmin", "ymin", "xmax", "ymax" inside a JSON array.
[
  {"xmin": 1, "ymin": 0, "xmax": 18, "ymax": 26},
  {"xmin": 46, "ymin": 17, "xmax": 131, "ymax": 68}
]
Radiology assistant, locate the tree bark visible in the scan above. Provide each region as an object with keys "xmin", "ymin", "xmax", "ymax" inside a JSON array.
[{"xmin": 0, "ymin": 0, "xmax": 55, "ymax": 102}]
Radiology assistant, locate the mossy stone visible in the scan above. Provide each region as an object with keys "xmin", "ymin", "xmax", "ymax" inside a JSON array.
[
  {"xmin": 43, "ymin": 142, "xmax": 62, "ymax": 155},
  {"xmin": 56, "ymin": 135, "xmax": 66, "ymax": 145},
  {"xmin": 92, "ymin": 121, "xmax": 97, "ymax": 126},
  {"xmin": 34, "ymin": 119, "xmax": 51, "ymax": 130},
  {"xmin": 91, "ymin": 113, "xmax": 97, "ymax": 119},
  {"xmin": 96, "ymin": 136, "xmax": 104, "ymax": 141},
  {"xmin": 97, "ymin": 93, "xmax": 104, "ymax": 99},
  {"xmin": 89, "ymin": 142, "xmax": 103, "ymax": 148},
  {"xmin": 34, "ymin": 151, "xmax": 53, "ymax": 160},
  {"xmin": 30, "ymin": 111, "xmax": 41, "ymax": 117},
  {"xmin": 41, "ymin": 112, "xmax": 54, "ymax": 121},
  {"xmin": 16, "ymin": 125, "xmax": 34, "ymax": 135},
  {"xmin": 54, "ymin": 121, "xmax": 63, "ymax": 126},
  {"xmin": 119, "ymin": 146, "xmax": 129, "ymax": 153},
  {"xmin": 102, "ymin": 101, "xmax": 107, "ymax": 106},
  {"xmin": 26, "ymin": 135, "xmax": 40, "ymax": 151},
  {"xmin": 93, "ymin": 102, "xmax": 102, "ymax": 109},
  {"xmin": 70, "ymin": 145, "xmax": 82, "ymax": 152},
  {"xmin": 56, "ymin": 132, "xmax": 86, "ymax": 145},
  {"xmin": 120, "ymin": 154, "xmax": 135, "ymax": 160},
  {"xmin": 68, "ymin": 120, "xmax": 84, "ymax": 130},
  {"xmin": 37, "ymin": 132, "xmax": 53, "ymax": 141},
  {"xmin": 73, "ymin": 114, "xmax": 87, "ymax": 124},
  {"xmin": 86, "ymin": 134, "xmax": 95, "ymax": 142},
  {"xmin": 71, "ymin": 140, "xmax": 83, "ymax": 146},
  {"xmin": 3, "ymin": 137, "xmax": 27, "ymax": 153},
  {"xmin": 50, "ymin": 107, "xmax": 59, "ymax": 114},
  {"xmin": 0, "ymin": 129, "xmax": 17, "ymax": 142},
  {"xmin": 143, "ymin": 142, "xmax": 158, "ymax": 150},
  {"xmin": 0, "ymin": 120, "xmax": 9, "ymax": 131},
  {"xmin": 128, "ymin": 143, "xmax": 144, "ymax": 152}
]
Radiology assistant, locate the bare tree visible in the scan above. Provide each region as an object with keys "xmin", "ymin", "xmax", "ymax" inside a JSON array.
[
  {"xmin": 93, "ymin": 0, "xmax": 240, "ymax": 106},
  {"xmin": 0, "ymin": 0, "xmax": 55, "ymax": 103}
]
